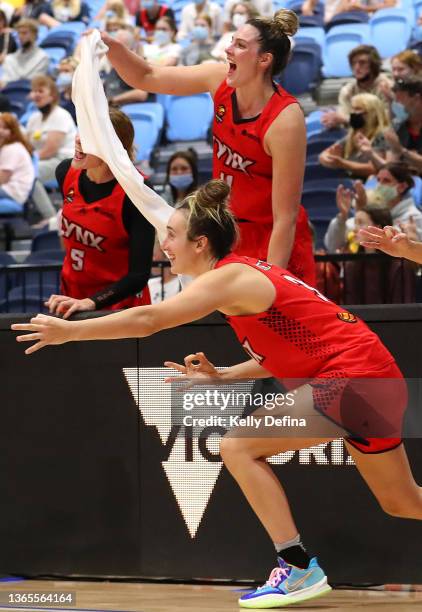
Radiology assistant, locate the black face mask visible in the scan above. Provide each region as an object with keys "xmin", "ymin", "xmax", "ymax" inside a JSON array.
[
  {"xmin": 39, "ymin": 103, "xmax": 52, "ymax": 116},
  {"xmin": 349, "ymin": 112, "xmax": 366, "ymax": 130}
]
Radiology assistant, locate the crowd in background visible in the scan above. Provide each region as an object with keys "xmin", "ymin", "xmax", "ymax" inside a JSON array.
[{"xmin": 1, "ymin": 0, "xmax": 422, "ymax": 309}]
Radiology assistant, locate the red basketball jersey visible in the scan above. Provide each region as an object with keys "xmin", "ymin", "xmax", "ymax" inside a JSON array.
[
  {"xmin": 212, "ymin": 81, "xmax": 315, "ymax": 285},
  {"xmin": 60, "ymin": 166, "xmax": 149, "ymax": 310},
  {"xmin": 216, "ymin": 253, "xmax": 395, "ymax": 379}
]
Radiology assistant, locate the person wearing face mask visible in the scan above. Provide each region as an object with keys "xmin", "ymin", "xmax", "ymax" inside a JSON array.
[
  {"xmin": 0, "ymin": 112, "xmax": 35, "ymax": 214},
  {"xmin": 0, "ymin": 19, "xmax": 49, "ymax": 89},
  {"xmin": 26, "ymin": 75, "xmax": 77, "ymax": 183},
  {"xmin": 180, "ymin": 14, "xmax": 215, "ymax": 66},
  {"xmin": 94, "ymin": 0, "xmax": 133, "ymax": 29},
  {"xmin": 324, "ymin": 162, "xmax": 422, "ymax": 253},
  {"xmin": 224, "ymin": 0, "xmax": 273, "ymax": 20},
  {"xmin": 143, "ymin": 16, "xmax": 181, "ymax": 66},
  {"xmin": 135, "ymin": 0, "xmax": 175, "ymax": 40},
  {"xmin": 162, "ymin": 149, "xmax": 199, "ymax": 205},
  {"xmin": 39, "ymin": 0, "xmax": 91, "ymax": 28},
  {"xmin": 177, "ymin": 0, "xmax": 223, "ymax": 41},
  {"xmin": 321, "ymin": 45, "xmax": 392, "ymax": 130},
  {"xmin": 320, "ymin": 93, "xmax": 390, "ymax": 179},
  {"xmin": 56, "ymin": 56, "xmax": 78, "ymax": 123},
  {"xmin": 211, "ymin": 1, "xmax": 258, "ymax": 62}
]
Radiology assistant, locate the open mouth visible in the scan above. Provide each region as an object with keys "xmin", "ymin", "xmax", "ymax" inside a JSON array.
[
  {"xmin": 228, "ymin": 62, "xmax": 237, "ymax": 75},
  {"xmin": 73, "ymin": 149, "xmax": 86, "ymax": 161}
]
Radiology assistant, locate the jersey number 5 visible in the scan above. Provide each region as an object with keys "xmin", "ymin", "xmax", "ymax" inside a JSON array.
[{"xmin": 71, "ymin": 248, "xmax": 85, "ymax": 271}]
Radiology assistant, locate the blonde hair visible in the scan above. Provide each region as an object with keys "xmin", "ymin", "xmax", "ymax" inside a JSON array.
[
  {"xmin": 177, "ymin": 180, "xmax": 238, "ymax": 259},
  {"xmin": 344, "ymin": 93, "xmax": 390, "ymax": 158}
]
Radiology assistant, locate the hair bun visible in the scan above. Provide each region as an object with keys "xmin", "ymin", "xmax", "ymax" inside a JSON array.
[
  {"xmin": 273, "ymin": 9, "xmax": 299, "ymax": 37},
  {"xmin": 195, "ymin": 179, "xmax": 230, "ymax": 210}
]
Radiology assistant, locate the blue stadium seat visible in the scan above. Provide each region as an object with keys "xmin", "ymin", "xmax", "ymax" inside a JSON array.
[
  {"xmin": 2, "ymin": 79, "xmax": 31, "ymax": 117},
  {"xmin": 8, "ymin": 284, "xmax": 58, "ymax": 300},
  {"xmin": 295, "ymin": 27, "xmax": 325, "ymax": 49},
  {"xmin": 50, "ymin": 21, "xmax": 87, "ymax": 35},
  {"xmin": 0, "ymin": 296, "xmax": 49, "ymax": 313},
  {"xmin": 326, "ymin": 10, "xmax": 369, "ymax": 31},
  {"xmin": 304, "ymin": 161, "xmax": 348, "ymax": 182},
  {"xmin": 131, "ymin": 111, "xmax": 161, "ymax": 162},
  {"xmin": 311, "ymin": 218, "xmax": 331, "ymax": 250},
  {"xmin": 44, "ymin": 47, "xmax": 67, "ymax": 70},
  {"xmin": 166, "ymin": 93, "xmax": 214, "ymax": 142},
  {"xmin": 411, "ymin": 175, "xmax": 422, "ymax": 208},
  {"xmin": 370, "ymin": 9, "xmax": 413, "ymax": 58},
  {"xmin": 322, "ymin": 24, "xmax": 371, "ymax": 77},
  {"xmin": 280, "ymin": 42, "xmax": 322, "ymax": 95},
  {"xmin": 0, "ymin": 252, "xmax": 17, "ymax": 301},
  {"xmin": 32, "ymin": 230, "xmax": 62, "ymax": 252},
  {"xmin": 40, "ymin": 31, "xmax": 76, "ymax": 55},
  {"xmin": 37, "ymin": 24, "xmax": 49, "ymax": 44},
  {"xmin": 121, "ymin": 102, "xmax": 164, "ymax": 130},
  {"xmin": 307, "ymin": 135, "xmax": 343, "ymax": 160}
]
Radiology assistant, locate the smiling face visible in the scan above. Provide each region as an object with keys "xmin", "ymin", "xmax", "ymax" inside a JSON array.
[
  {"xmin": 30, "ymin": 84, "xmax": 54, "ymax": 108},
  {"xmin": 225, "ymin": 24, "xmax": 270, "ymax": 88},
  {"xmin": 392, "ymin": 58, "xmax": 413, "ymax": 80},
  {"xmin": 71, "ymin": 134, "xmax": 103, "ymax": 170},
  {"xmin": 161, "ymin": 209, "xmax": 202, "ymax": 275}
]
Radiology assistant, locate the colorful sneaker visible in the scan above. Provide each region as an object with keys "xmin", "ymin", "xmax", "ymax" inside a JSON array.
[{"xmin": 238, "ymin": 557, "xmax": 331, "ymax": 608}]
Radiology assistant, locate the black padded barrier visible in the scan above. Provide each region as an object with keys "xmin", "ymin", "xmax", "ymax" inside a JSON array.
[{"xmin": 0, "ymin": 305, "xmax": 422, "ymax": 584}]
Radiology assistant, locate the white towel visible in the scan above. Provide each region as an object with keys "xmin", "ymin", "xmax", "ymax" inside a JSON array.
[{"xmin": 72, "ymin": 30, "xmax": 174, "ymax": 243}]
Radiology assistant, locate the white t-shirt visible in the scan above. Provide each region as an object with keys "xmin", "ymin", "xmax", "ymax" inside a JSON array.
[
  {"xmin": 0, "ymin": 142, "xmax": 35, "ymax": 204},
  {"xmin": 148, "ymin": 276, "xmax": 181, "ymax": 303},
  {"xmin": 143, "ymin": 42, "xmax": 181, "ymax": 65},
  {"xmin": 177, "ymin": 1, "xmax": 224, "ymax": 40},
  {"xmin": 26, "ymin": 106, "xmax": 77, "ymax": 160}
]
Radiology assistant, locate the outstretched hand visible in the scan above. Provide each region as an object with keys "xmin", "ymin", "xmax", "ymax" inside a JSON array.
[
  {"xmin": 11, "ymin": 314, "xmax": 73, "ymax": 355},
  {"xmin": 359, "ymin": 225, "xmax": 409, "ymax": 258},
  {"xmin": 164, "ymin": 352, "xmax": 220, "ymax": 384}
]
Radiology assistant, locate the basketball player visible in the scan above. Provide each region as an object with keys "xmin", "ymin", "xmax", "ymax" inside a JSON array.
[
  {"xmin": 12, "ymin": 180, "xmax": 422, "ymax": 608},
  {"xmin": 96, "ymin": 9, "xmax": 315, "ymax": 284}
]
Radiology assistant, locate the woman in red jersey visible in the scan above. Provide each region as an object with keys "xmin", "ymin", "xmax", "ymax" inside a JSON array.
[
  {"xmin": 13, "ymin": 180, "xmax": 422, "ymax": 609},
  {"xmin": 46, "ymin": 108, "xmax": 154, "ymax": 318},
  {"xmin": 95, "ymin": 9, "xmax": 315, "ymax": 284}
]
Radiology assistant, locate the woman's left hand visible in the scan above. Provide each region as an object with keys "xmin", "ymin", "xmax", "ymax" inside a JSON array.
[
  {"xmin": 45, "ymin": 294, "xmax": 96, "ymax": 319},
  {"xmin": 11, "ymin": 314, "xmax": 73, "ymax": 355}
]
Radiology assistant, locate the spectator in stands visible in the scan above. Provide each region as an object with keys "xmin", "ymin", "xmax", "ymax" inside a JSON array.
[
  {"xmin": 148, "ymin": 238, "xmax": 181, "ymax": 302},
  {"xmin": 177, "ymin": 0, "xmax": 223, "ymax": 41},
  {"xmin": 180, "ymin": 14, "xmax": 215, "ymax": 66},
  {"xmin": 56, "ymin": 56, "xmax": 78, "ymax": 123},
  {"xmin": 322, "ymin": 45, "xmax": 392, "ymax": 129},
  {"xmin": 0, "ymin": 9, "xmax": 17, "ymax": 65},
  {"xmin": 95, "ymin": 0, "xmax": 133, "ymax": 28},
  {"xmin": 0, "ymin": 112, "xmax": 35, "ymax": 213},
  {"xmin": 302, "ymin": 0, "xmax": 397, "ymax": 25},
  {"xmin": 381, "ymin": 76, "xmax": 422, "ymax": 173},
  {"xmin": 319, "ymin": 93, "xmax": 390, "ymax": 178},
  {"xmin": 224, "ymin": 0, "xmax": 273, "ymax": 20},
  {"xmin": 27, "ymin": 75, "xmax": 77, "ymax": 183},
  {"xmin": 41, "ymin": 0, "xmax": 91, "ymax": 28},
  {"xmin": 135, "ymin": 0, "xmax": 175, "ymax": 39},
  {"xmin": 10, "ymin": 0, "xmax": 54, "ymax": 28},
  {"xmin": 103, "ymin": 28, "xmax": 149, "ymax": 104},
  {"xmin": 391, "ymin": 50, "xmax": 422, "ymax": 81},
  {"xmin": 324, "ymin": 162, "xmax": 422, "ymax": 253},
  {"xmin": 0, "ymin": 19, "xmax": 49, "ymax": 87},
  {"xmin": 162, "ymin": 149, "xmax": 199, "ymax": 205},
  {"xmin": 45, "ymin": 108, "xmax": 154, "ymax": 317},
  {"xmin": 212, "ymin": 1, "xmax": 258, "ymax": 62},
  {"xmin": 143, "ymin": 16, "xmax": 181, "ymax": 66}
]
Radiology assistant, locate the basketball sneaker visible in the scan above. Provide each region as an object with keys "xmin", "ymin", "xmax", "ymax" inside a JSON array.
[{"xmin": 238, "ymin": 557, "xmax": 331, "ymax": 608}]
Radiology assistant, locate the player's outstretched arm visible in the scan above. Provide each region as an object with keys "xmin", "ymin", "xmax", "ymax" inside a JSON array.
[
  {"xmin": 360, "ymin": 225, "xmax": 422, "ymax": 263},
  {"xmin": 164, "ymin": 352, "xmax": 272, "ymax": 383},
  {"xmin": 101, "ymin": 32, "xmax": 227, "ymax": 96}
]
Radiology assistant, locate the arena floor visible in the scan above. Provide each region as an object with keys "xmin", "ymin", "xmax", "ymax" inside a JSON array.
[{"xmin": 0, "ymin": 580, "xmax": 421, "ymax": 612}]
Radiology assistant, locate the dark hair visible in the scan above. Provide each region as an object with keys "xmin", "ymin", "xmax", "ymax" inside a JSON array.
[
  {"xmin": 109, "ymin": 107, "xmax": 135, "ymax": 161},
  {"xmin": 176, "ymin": 179, "xmax": 238, "ymax": 259},
  {"xmin": 166, "ymin": 148, "xmax": 199, "ymax": 201},
  {"xmin": 382, "ymin": 162, "xmax": 415, "ymax": 193},
  {"xmin": 348, "ymin": 45, "xmax": 382, "ymax": 79},
  {"xmin": 157, "ymin": 15, "xmax": 177, "ymax": 37},
  {"xmin": 361, "ymin": 205, "xmax": 393, "ymax": 228},
  {"xmin": 247, "ymin": 8, "xmax": 298, "ymax": 77},
  {"xmin": 392, "ymin": 75, "xmax": 422, "ymax": 96},
  {"xmin": 0, "ymin": 9, "xmax": 8, "ymax": 26}
]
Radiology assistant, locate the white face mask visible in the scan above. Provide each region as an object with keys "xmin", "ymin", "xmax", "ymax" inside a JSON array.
[{"xmin": 232, "ymin": 13, "xmax": 248, "ymax": 29}]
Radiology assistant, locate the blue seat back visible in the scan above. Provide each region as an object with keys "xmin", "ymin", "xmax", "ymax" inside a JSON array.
[
  {"xmin": 166, "ymin": 93, "xmax": 214, "ymax": 142},
  {"xmin": 370, "ymin": 9, "xmax": 412, "ymax": 58},
  {"xmin": 131, "ymin": 112, "xmax": 160, "ymax": 162},
  {"xmin": 323, "ymin": 24, "xmax": 370, "ymax": 77},
  {"xmin": 280, "ymin": 42, "xmax": 321, "ymax": 95},
  {"xmin": 32, "ymin": 230, "xmax": 62, "ymax": 252},
  {"xmin": 295, "ymin": 27, "xmax": 325, "ymax": 49}
]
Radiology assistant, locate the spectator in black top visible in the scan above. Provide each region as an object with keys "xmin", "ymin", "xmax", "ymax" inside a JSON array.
[
  {"xmin": 39, "ymin": 0, "xmax": 91, "ymax": 28},
  {"xmin": 383, "ymin": 76, "xmax": 422, "ymax": 173},
  {"xmin": 10, "ymin": 0, "xmax": 54, "ymax": 27},
  {"xmin": 135, "ymin": 0, "xmax": 175, "ymax": 40},
  {"xmin": 46, "ymin": 107, "xmax": 155, "ymax": 318},
  {"xmin": 0, "ymin": 10, "xmax": 17, "ymax": 65}
]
